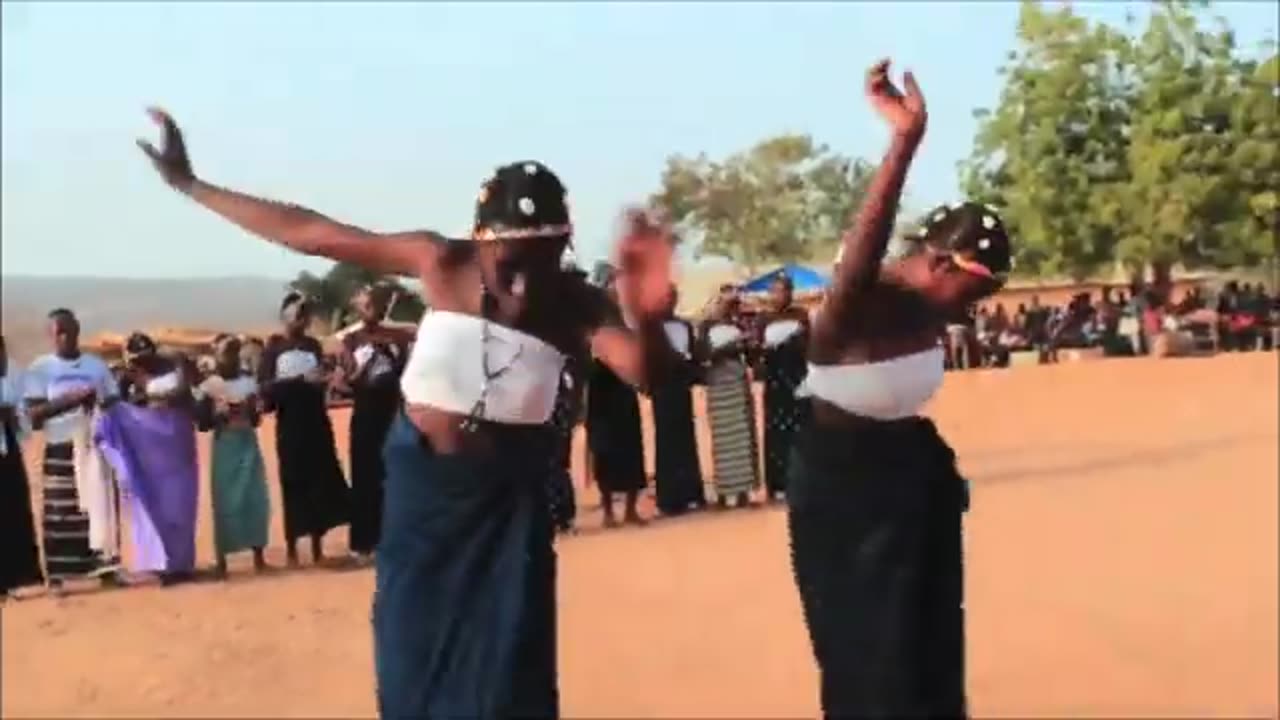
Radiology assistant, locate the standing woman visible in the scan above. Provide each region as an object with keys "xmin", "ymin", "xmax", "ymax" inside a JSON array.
[
  {"xmin": 788, "ymin": 60, "xmax": 1010, "ymax": 718},
  {"xmin": 195, "ymin": 334, "xmax": 271, "ymax": 577},
  {"xmin": 137, "ymin": 109, "xmax": 672, "ymax": 717},
  {"xmin": 652, "ymin": 285, "xmax": 706, "ymax": 515},
  {"xmin": 752, "ymin": 275, "xmax": 811, "ymax": 503},
  {"xmin": 23, "ymin": 309, "xmax": 123, "ymax": 592},
  {"xmin": 0, "ymin": 335, "xmax": 45, "ymax": 598},
  {"xmin": 336, "ymin": 285, "xmax": 411, "ymax": 563},
  {"xmin": 585, "ymin": 270, "xmax": 648, "ymax": 527},
  {"xmin": 547, "ymin": 355, "xmax": 585, "ymax": 534},
  {"xmin": 699, "ymin": 285, "xmax": 760, "ymax": 509},
  {"xmin": 96, "ymin": 332, "xmax": 200, "ymax": 585},
  {"xmin": 258, "ymin": 292, "xmax": 351, "ymax": 567}
]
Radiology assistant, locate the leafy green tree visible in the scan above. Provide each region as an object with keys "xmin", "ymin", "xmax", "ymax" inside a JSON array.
[
  {"xmin": 1115, "ymin": 0, "xmax": 1253, "ymax": 285},
  {"xmin": 650, "ymin": 134, "xmax": 874, "ymax": 273},
  {"xmin": 960, "ymin": 0, "xmax": 1132, "ymax": 280}
]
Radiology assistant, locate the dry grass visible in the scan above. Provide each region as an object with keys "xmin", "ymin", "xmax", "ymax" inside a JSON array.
[{"xmin": 3, "ymin": 353, "xmax": 1277, "ymax": 718}]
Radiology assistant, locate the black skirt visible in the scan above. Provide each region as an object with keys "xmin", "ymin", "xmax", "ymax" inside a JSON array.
[
  {"xmin": 585, "ymin": 361, "xmax": 646, "ymax": 494},
  {"xmin": 651, "ymin": 362, "xmax": 704, "ymax": 514},
  {"xmin": 348, "ymin": 381, "xmax": 399, "ymax": 554},
  {"xmin": 270, "ymin": 380, "xmax": 350, "ymax": 542},
  {"xmin": 1, "ymin": 423, "xmax": 44, "ymax": 592},
  {"xmin": 761, "ymin": 336, "xmax": 809, "ymax": 496},
  {"xmin": 788, "ymin": 417, "xmax": 969, "ymax": 719}
]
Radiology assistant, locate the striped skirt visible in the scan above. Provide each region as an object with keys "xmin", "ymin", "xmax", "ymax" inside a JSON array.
[
  {"xmin": 705, "ymin": 359, "xmax": 760, "ymax": 498},
  {"xmin": 41, "ymin": 442, "xmax": 106, "ymax": 581}
]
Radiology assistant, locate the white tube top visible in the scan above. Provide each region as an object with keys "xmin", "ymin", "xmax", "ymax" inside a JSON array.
[
  {"xmin": 145, "ymin": 370, "xmax": 183, "ymax": 398},
  {"xmin": 400, "ymin": 311, "xmax": 566, "ymax": 425},
  {"xmin": 800, "ymin": 346, "xmax": 945, "ymax": 420}
]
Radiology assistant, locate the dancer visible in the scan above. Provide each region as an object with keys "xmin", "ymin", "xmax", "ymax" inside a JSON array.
[
  {"xmin": 24, "ymin": 309, "xmax": 123, "ymax": 593},
  {"xmin": 336, "ymin": 284, "xmax": 411, "ymax": 562},
  {"xmin": 700, "ymin": 285, "xmax": 760, "ymax": 508},
  {"xmin": 0, "ymin": 335, "xmax": 44, "ymax": 598},
  {"xmin": 195, "ymin": 334, "xmax": 271, "ymax": 577},
  {"xmin": 258, "ymin": 292, "xmax": 351, "ymax": 567},
  {"xmin": 138, "ymin": 111, "xmax": 673, "ymax": 718},
  {"xmin": 585, "ymin": 271, "xmax": 648, "ymax": 527},
  {"xmin": 97, "ymin": 332, "xmax": 200, "ymax": 585},
  {"xmin": 753, "ymin": 274, "xmax": 810, "ymax": 502},
  {"xmin": 789, "ymin": 60, "xmax": 1009, "ymax": 718},
  {"xmin": 652, "ymin": 285, "xmax": 706, "ymax": 515}
]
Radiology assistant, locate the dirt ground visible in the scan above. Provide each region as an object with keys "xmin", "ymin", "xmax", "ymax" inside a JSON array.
[{"xmin": 3, "ymin": 353, "xmax": 1276, "ymax": 718}]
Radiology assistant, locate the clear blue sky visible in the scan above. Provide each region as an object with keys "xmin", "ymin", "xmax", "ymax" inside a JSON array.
[{"xmin": 2, "ymin": 1, "xmax": 1275, "ymax": 279}]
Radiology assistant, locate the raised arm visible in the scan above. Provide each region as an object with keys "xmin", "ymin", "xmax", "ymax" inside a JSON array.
[
  {"xmin": 138, "ymin": 108, "xmax": 444, "ymax": 285},
  {"xmin": 585, "ymin": 211, "xmax": 678, "ymax": 393},
  {"xmin": 817, "ymin": 60, "xmax": 928, "ymax": 332}
]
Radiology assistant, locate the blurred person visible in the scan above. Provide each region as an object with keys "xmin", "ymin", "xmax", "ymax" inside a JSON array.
[
  {"xmin": 753, "ymin": 274, "xmax": 810, "ymax": 502},
  {"xmin": 138, "ymin": 108, "xmax": 673, "ymax": 716},
  {"xmin": 195, "ymin": 334, "xmax": 270, "ymax": 577},
  {"xmin": 335, "ymin": 284, "xmax": 411, "ymax": 562},
  {"xmin": 788, "ymin": 60, "xmax": 1010, "ymax": 718},
  {"xmin": 258, "ymin": 292, "xmax": 351, "ymax": 567},
  {"xmin": 700, "ymin": 284, "xmax": 760, "ymax": 508},
  {"xmin": 23, "ymin": 308, "xmax": 123, "ymax": 593},
  {"xmin": 0, "ymin": 335, "xmax": 44, "ymax": 597}
]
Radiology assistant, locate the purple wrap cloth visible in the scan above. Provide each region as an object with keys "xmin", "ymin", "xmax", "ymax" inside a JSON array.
[{"xmin": 94, "ymin": 403, "xmax": 199, "ymax": 574}]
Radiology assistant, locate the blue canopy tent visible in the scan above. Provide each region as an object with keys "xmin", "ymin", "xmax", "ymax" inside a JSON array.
[{"xmin": 740, "ymin": 263, "xmax": 830, "ymax": 294}]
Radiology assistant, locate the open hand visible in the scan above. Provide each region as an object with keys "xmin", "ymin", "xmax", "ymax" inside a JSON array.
[
  {"xmin": 613, "ymin": 208, "xmax": 674, "ymax": 320},
  {"xmin": 866, "ymin": 59, "xmax": 927, "ymax": 141},
  {"xmin": 137, "ymin": 107, "xmax": 196, "ymax": 192}
]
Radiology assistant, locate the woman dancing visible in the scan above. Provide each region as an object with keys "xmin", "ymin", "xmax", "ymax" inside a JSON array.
[
  {"xmin": 752, "ymin": 274, "xmax": 811, "ymax": 503},
  {"xmin": 336, "ymin": 285, "xmax": 411, "ymax": 562},
  {"xmin": 196, "ymin": 334, "xmax": 271, "ymax": 577},
  {"xmin": 138, "ymin": 111, "xmax": 673, "ymax": 718},
  {"xmin": 258, "ymin": 292, "xmax": 351, "ymax": 567},
  {"xmin": 789, "ymin": 60, "xmax": 1010, "ymax": 718}
]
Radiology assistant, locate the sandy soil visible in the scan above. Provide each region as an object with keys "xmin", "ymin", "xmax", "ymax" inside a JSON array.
[{"xmin": 3, "ymin": 353, "xmax": 1276, "ymax": 718}]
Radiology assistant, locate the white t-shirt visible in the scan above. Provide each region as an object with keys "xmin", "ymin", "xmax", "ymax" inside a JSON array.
[{"xmin": 23, "ymin": 353, "xmax": 118, "ymax": 444}]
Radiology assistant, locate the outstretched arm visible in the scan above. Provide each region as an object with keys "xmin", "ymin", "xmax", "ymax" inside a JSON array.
[
  {"xmin": 138, "ymin": 108, "xmax": 444, "ymax": 284},
  {"xmin": 817, "ymin": 60, "xmax": 928, "ymax": 333},
  {"xmin": 584, "ymin": 211, "xmax": 678, "ymax": 393}
]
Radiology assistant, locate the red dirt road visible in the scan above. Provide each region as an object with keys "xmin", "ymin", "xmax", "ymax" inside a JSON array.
[{"xmin": 3, "ymin": 353, "xmax": 1276, "ymax": 718}]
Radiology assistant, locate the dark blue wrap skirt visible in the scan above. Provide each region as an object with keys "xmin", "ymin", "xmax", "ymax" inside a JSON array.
[
  {"xmin": 787, "ymin": 416, "xmax": 970, "ymax": 720},
  {"xmin": 374, "ymin": 412, "xmax": 559, "ymax": 719}
]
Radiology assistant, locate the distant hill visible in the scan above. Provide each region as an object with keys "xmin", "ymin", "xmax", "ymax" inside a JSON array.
[{"xmin": 2, "ymin": 276, "xmax": 292, "ymax": 363}]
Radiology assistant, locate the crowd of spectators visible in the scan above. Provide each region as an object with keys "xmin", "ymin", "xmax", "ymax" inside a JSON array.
[{"xmin": 942, "ymin": 281, "xmax": 1279, "ymax": 370}]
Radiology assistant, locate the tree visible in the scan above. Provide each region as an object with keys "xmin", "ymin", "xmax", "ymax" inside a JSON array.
[
  {"xmin": 963, "ymin": 0, "xmax": 1277, "ymax": 284},
  {"xmin": 1222, "ymin": 52, "xmax": 1280, "ymax": 270},
  {"xmin": 1115, "ymin": 0, "xmax": 1259, "ymax": 286},
  {"xmin": 289, "ymin": 262, "xmax": 426, "ymax": 332},
  {"xmin": 960, "ymin": 0, "xmax": 1133, "ymax": 280},
  {"xmin": 650, "ymin": 134, "xmax": 874, "ymax": 273}
]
